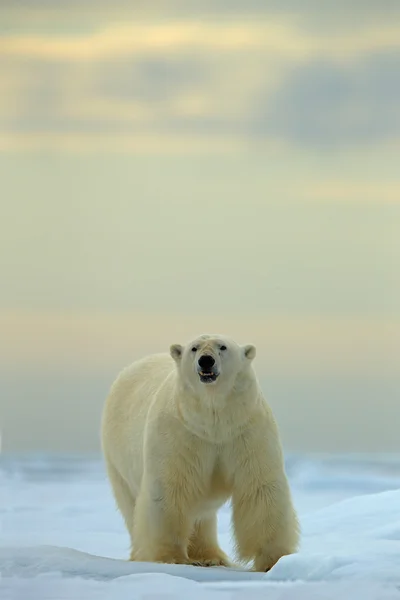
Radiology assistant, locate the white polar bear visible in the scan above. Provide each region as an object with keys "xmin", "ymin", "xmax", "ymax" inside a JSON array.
[{"xmin": 101, "ymin": 334, "xmax": 300, "ymax": 571}]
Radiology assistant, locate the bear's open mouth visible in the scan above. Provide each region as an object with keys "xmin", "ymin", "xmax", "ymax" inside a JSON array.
[{"xmin": 198, "ymin": 370, "xmax": 219, "ymax": 384}]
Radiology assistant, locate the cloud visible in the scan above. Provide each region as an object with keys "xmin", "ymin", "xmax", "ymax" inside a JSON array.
[
  {"xmin": 251, "ymin": 50, "xmax": 400, "ymax": 145},
  {"xmin": 306, "ymin": 181, "xmax": 400, "ymax": 203},
  {"xmin": 2, "ymin": 310, "xmax": 399, "ymax": 377},
  {"xmin": 1, "ymin": 7, "xmax": 400, "ymax": 151},
  {"xmin": 2, "ymin": 17, "xmax": 400, "ymax": 61}
]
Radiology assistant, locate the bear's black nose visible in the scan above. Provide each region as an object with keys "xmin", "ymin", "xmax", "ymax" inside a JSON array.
[{"xmin": 198, "ymin": 355, "xmax": 215, "ymax": 370}]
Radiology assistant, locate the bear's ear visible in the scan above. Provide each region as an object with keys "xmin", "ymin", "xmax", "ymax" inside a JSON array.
[
  {"xmin": 170, "ymin": 344, "xmax": 183, "ymax": 361},
  {"xmin": 243, "ymin": 344, "xmax": 256, "ymax": 361}
]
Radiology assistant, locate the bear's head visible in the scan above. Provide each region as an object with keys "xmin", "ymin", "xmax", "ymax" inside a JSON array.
[{"xmin": 170, "ymin": 334, "xmax": 256, "ymax": 394}]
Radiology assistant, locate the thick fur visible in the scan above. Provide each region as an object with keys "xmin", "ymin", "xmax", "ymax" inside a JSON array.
[{"xmin": 101, "ymin": 334, "xmax": 300, "ymax": 571}]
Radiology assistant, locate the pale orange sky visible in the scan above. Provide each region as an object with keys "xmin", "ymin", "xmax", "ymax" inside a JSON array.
[{"xmin": 1, "ymin": 1, "xmax": 399, "ymax": 453}]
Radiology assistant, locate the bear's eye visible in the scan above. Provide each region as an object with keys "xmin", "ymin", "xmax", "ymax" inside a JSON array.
[
  {"xmin": 220, "ymin": 345, "xmax": 227, "ymax": 351},
  {"xmin": 191, "ymin": 346, "xmax": 197, "ymax": 353}
]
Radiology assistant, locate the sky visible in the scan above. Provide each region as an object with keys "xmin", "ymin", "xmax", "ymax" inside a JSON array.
[{"xmin": 0, "ymin": 0, "xmax": 399, "ymax": 453}]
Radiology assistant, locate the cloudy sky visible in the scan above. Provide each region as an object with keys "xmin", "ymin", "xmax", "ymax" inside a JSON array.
[{"xmin": 1, "ymin": 1, "xmax": 399, "ymax": 453}]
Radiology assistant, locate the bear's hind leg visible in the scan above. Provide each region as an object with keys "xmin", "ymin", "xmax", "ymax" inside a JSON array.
[
  {"xmin": 188, "ymin": 515, "xmax": 232, "ymax": 567},
  {"xmin": 105, "ymin": 461, "xmax": 136, "ymax": 559}
]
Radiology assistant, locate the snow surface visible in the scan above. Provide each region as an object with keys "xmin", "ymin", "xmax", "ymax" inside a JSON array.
[{"xmin": 1, "ymin": 453, "xmax": 400, "ymax": 599}]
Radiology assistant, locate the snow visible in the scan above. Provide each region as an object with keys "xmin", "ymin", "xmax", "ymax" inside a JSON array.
[{"xmin": 1, "ymin": 454, "xmax": 400, "ymax": 599}]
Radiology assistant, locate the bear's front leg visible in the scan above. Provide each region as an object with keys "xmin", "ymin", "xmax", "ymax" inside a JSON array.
[
  {"xmin": 188, "ymin": 515, "xmax": 232, "ymax": 567},
  {"xmin": 132, "ymin": 476, "xmax": 193, "ymax": 565},
  {"xmin": 231, "ymin": 432, "xmax": 300, "ymax": 572}
]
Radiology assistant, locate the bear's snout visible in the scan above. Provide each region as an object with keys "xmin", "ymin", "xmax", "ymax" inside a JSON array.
[
  {"xmin": 197, "ymin": 354, "xmax": 219, "ymax": 383},
  {"xmin": 198, "ymin": 355, "xmax": 215, "ymax": 371}
]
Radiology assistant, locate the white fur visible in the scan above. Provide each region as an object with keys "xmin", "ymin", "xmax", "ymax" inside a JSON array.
[{"xmin": 101, "ymin": 334, "xmax": 300, "ymax": 571}]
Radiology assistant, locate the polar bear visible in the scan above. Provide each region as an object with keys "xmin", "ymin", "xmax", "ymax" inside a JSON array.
[{"xmin": 101, "ymin": 334, "xmax": 299, "ymax": 571}]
